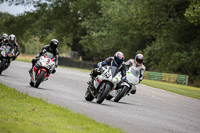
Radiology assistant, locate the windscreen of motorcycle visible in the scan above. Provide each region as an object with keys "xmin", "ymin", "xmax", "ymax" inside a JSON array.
[
  {"xmin": 111, "ymin": 66, "xmax": 118, "ymax": 78},
  {"xmin": 44, "ymin": 52, "xmax": 54, "ymax": 59},
  {"xmin": 130, "ymin": 66, "xmax": 140, "ymax": 77}
]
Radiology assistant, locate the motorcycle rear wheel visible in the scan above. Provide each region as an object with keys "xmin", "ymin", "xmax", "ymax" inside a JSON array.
[
  {"xmin": 85, "ymin": 88, "xmax": 94, "ymax": 101},
  {"xmin": 35, "ymin": 70, "xmax": 46, "ymax": 88},
  {"xmin": 96, "ymin": 83, "xmax": 111, "ymax": 104},
  {"xmin": 114, "ymin": 86, "xmax": 129, "ymax": 102}
]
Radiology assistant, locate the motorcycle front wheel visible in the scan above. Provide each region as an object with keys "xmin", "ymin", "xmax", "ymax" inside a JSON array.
[
  {"xmin": 96, "ymin": 83, "xmax": 111, "ymax": 104},
  {"xmin": 35, "ymin": 70, "xmax": 46, "ymax": 88},
  {"xmin": 0, "ymin": 60, "xmax": 6, "ymax": 75},
  {"xmin": 114, "ymin": 85, "xmax": 129, "ymax": 102}
]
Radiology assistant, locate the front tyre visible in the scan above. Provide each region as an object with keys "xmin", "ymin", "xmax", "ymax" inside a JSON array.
[
  {"xmin": 35, "ymin": 70, "xmax": 46, "ymax": 88},
  {"xmin": 0, "ymin": 60, "xmax": 6, "ymax": 75},
  {"xmin": 114, "ymin": 86, "xmax": 129, "ymax": 102},
  {"xmin": 96, "ymin": 83, "xmax": 111, "ymax": 104},
  {"xmin": 85, "ymin": 88, "xmax": 94, "ymax": 101}
]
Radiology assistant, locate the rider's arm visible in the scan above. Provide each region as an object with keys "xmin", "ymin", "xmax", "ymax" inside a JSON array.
[
  {"xmin": 97, "ymin": 57, "xmax": 112, "ymax": 68},
  {"xmin": 55, "ymin": 49, "xmax": 59, "ymax": 67},
  {"xmin": 121, "ymin": 64, "xmax": 127, "ymax": 81},
  {"xmin": 15, "ymin": 43, "xmax": 20, "ymax": 56},
  {"xmin": 125, "ymin": 59, "xmax": 134, "ymax": 68},
  {"xmin": 139, "ymin": 66, "xmax": 146, "ymax": 82},
  {"xmin": 36, "ymin": 46, "xmax": 47, "ymax": 59}
]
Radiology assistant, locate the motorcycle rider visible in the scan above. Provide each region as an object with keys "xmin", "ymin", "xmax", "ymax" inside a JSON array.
[
  {"xmin": 0, "ymin": 33, "xmax": 9, "ymax": 47},
  {"xmin": 90, "ymin": 51, "xmax": 127, "ymax": 82},
  {"xmin": 1, "ymin": 34, "xmax": 20, "ymax": 70},
  {"xmin": 125, "ymin": 54, "xmax": 146, "ymax": 94},
  {"xmin": 7, "ymin": 34, "xmax": 20, "ymax": 60},
  {"xmin": 29, "ymin": 39, "xmax": 59, "ymax": 74}
]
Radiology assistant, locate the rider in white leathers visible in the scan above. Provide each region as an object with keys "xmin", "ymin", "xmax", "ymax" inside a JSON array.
[{"xmin": 124, "ymin": 54, "xmax": 145, "ymax": 94}]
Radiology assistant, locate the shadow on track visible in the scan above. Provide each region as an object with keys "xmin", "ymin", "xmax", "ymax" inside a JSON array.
[
  {"xmin": 83, "ymin": 100, "xmax": 116, "ymax": 107},
  {"xmin": 26, "ymin": 85, "xmax": 49, "ymax": 91},
  {"xmin": 107, "ymin": 99, "xmax": 138, "ymax": 106}
]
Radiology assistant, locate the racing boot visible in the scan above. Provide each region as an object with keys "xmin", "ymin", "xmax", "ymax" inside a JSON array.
[
  {"xmin": 28, "ymin": 68, "xmax": 32, "ymax": 75},
  {"xmin": 130, "ymin": 89, "xmax": 136, "ymax": 94}
]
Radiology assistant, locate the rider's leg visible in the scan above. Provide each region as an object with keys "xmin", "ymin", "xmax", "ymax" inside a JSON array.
[{"xmin": 29, "ymin": 59, "xmax": 37, "ymax": 74}]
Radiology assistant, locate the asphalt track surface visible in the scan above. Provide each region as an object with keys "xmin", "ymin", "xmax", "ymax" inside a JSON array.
[{"xmin": 0, "ymin": 61, "xmax": 200, "ymax": 133}]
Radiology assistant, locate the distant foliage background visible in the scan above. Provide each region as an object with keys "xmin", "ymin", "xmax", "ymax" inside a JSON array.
[{"xmin": 0, "ymin": 0, "xmax": 199, "ymax": 86}]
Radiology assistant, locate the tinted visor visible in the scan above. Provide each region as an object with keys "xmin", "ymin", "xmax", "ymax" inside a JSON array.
[
  {"xmin": 50, "ymin": 43, "xmax": 58, "ymax": 49},
  {"xmin": 136, "ymin": 58, "xmax": 143, "ymax": 64},
  {"xmin": 115, "ymin": 58, "xmax": 124, "ymax": 65}
]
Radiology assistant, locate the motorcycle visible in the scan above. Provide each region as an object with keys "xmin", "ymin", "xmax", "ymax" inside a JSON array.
[
  {"xmin": 107, "ymin": 65, "xmax": 140, "ymax": 102},
  {"xmin": 0, "ymin": 45, "xmax": 15, "ymax": 75},
  {"xmin": 29, "ymin": 52, "xmax": 56, "ymax": 88},
  {"xmin": 85, "ymin": 66, "xmax": 122, "ymax": 104}
]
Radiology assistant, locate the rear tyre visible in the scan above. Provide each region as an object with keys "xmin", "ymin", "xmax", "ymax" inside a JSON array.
[
  {"xmin": 85, "ymin": 88, "xmax": 94, "ymax": 101},
  {"xmin": 96, "ymin": 84, "xmax": 111, "ymax": 104},
  {"xmin": 35, "ymin": 70, "xmax": 45, "ymax": 88},
  {"xmin": 114, "ymin": 86, "xmax": 129, "ymax": 102},
  {"xmin": 0, "ymin": 61, "xmax": 6, "ymax": 75}
]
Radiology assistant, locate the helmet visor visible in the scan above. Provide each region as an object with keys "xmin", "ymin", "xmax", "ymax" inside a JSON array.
[
  {"xmin": 136, "ymin": 58, "xmax": 143, "ymax": 64},
  {"xmin": 115, "ymin": 58, "xmax": 124, "ymax": 65}
]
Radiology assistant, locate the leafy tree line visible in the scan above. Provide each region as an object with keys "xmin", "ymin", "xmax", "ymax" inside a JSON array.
[{"xmin": 0, "ymin": 0, "xmax": 199, "ymax": 86}]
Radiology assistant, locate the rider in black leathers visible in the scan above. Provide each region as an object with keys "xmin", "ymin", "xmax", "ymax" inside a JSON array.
[
  {"xmin": 0, "ymin": 34, "xmax": 20, "ymax": 70},
  {"xmin": 29, "ymin": 39, "xmax": 59, "ymax": 74},
  {"xmin": 7, "ymin": 34, "xmax": 20, "ymax": 60},
  {"xmin": 90, "ymin": 52, "xmax": 127, "ymax": 82},
  {"xmin": 0, "ymin": 33, "xmax": 9, "ymax": 47}
]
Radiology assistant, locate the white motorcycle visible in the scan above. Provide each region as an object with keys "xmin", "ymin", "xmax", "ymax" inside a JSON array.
[
  {"xmin": 29, "ymin": 52, "xmax": 56, "ymax": 88},
  {"xmin": 85, "ymin": 66, "xmax": 122, "ymax": 104},
  {"xmin": 107, "ymin": 65, "xmax": 140, "ymax": 102}
]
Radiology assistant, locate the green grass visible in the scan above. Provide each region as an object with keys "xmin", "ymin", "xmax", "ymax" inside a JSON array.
[
  {"xmin": 141, "ymin": 79, "xmax": 200, "ymax": 100},
  {"xmin": 16, "ymin": 58, "xmax": 31, "ymax": 63},
  {"xmin": 0, "ymin": 83, "xmax": 124, "ymax": 133}
]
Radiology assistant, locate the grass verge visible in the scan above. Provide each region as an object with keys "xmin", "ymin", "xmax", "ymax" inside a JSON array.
[
  {"xmin": 0, "ymin": 83, "xmax": 123, "ymax": 133},
  {"xmin": 141, "ymin": 79, "xmax": 200, "ymax": 100},
  {"xmin": 16, "ymin": 54, "xmax": 34, "ymax": 63}
]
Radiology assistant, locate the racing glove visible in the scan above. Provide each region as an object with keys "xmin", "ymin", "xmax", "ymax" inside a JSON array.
[{"xmin": 121, "ymin": 76, "xmax": 127, "ymax": 82}]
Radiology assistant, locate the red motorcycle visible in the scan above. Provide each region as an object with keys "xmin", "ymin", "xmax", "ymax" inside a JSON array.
[{"xmin": 29, "ymin": 52, "xmax": 56, "ymax": 88}]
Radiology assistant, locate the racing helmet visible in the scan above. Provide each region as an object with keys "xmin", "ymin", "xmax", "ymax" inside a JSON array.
[
  {"xmin": 135, "ymin": 54, "xmax": 144, "ymax": 66},
  {"xmin": 114, "ymin": 52, "xmax": 124, "ymax": 65},
  {"xmin": 2, "ymin": 33, "xmax": 8, "ymax": 39},
  {"xmin": 50, "ymin": 39, "xmax": 59, "ymax": 50},
  {"xmin": 8, "ymin": 34, "xmax": 16, "ymax": 46}
]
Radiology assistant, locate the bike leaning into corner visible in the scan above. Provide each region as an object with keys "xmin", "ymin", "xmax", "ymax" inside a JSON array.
[
  {"xmin": 29, "ymin": 52, "xmax": 56, "ymax": 88},
  {"xmin": 111, "ymin": 65, "xmax": 140, "ymax": 102},
  {"xmin": 0, "ymin": 45, "xmax": 16, "ymax": 75},
  {"xmin": 85, "ymin": 65, "xmax": 122, "ymax": 104}
]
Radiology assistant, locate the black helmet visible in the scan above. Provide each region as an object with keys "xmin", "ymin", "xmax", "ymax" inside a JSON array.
[
  {"xmin": 50, "ymin": 39, "xmax": 59, "ymax": 50},
  {"xmin": 2, "ymin": 33, "xmax": 8, "ymax": 39},
  {"xmin": 114, "ymin": 52, "xmax": 124, "ymax": 65},
  {"xmin": 8, "ymin": 34, "xmax": 16, "ymax": 46}
]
